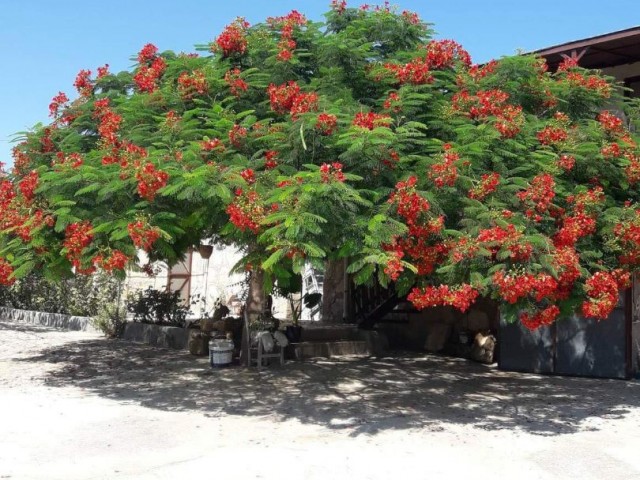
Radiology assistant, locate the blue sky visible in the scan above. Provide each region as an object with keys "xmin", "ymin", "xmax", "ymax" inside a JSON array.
[{"xmin": 1, "ymin": 0, "xmax": 638, "ymax": 167}]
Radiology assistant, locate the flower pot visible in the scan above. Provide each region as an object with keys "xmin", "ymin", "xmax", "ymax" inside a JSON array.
[
  {"xmin": 285, "ymin": 325, "xmax": 303, "ymax": 343},
  {"xmin": 198, "ymin": 244, "xmax": 214, "ymax": 259}
]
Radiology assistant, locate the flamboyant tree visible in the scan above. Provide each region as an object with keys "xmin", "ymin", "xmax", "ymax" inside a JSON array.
[{"xmin": 2, "ymin": 1, "xmax": 640, "ymax": 331}]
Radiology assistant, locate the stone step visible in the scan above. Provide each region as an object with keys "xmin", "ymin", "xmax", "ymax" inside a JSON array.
[
  {"xmin": 299, "ymin": 323, "xmax": 359, "ymax": 342},
  {"xmin": 291, "ymin": 340, "xmax": 371, "ymax": 359}
]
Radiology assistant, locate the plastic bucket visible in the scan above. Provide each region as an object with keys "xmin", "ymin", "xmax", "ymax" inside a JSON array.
[{"xmin": 209, "ymin": 339, "xmax": 234, "ymax": 367}]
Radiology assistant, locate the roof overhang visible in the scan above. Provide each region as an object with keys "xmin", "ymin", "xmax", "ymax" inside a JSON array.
[{"xmin": 532, "ymin": 26, "xmax": 640, "ymax": 71}]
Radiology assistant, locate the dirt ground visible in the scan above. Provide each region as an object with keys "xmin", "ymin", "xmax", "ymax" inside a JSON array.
[{"xmin": 1, "ymin": 320, "xmax": 640, "ymax": 480}]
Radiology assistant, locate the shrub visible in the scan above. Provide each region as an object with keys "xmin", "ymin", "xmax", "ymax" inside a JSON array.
[{"xmin": 126, "ymin": 287, "xmax": 190, "ymax": 327}]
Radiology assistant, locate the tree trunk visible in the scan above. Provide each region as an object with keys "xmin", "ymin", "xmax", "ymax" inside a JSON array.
[
  {"xmin": 321, "ymin": 258, "xmax": 347, "ymax": 324},
  {"xmin": 240, "ymin": 267, "xmax": 266, "ymax": 366}
]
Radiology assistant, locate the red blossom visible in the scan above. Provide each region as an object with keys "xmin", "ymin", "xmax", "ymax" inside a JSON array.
[
  {"xmin": 424, "ymin": 40, "xmax": 471, "ymax": 69},
  {"xmin": 177, "ymin": 70, "xmax": 208, "ymax": 99},
  {"xmin": 224, "ymin": 68, "xmax": 248, "ymax": 96},
  {"xmin": 74, "ymin": 69, "xmax": 93, "ymax": 97},
  {"xmin": 49, "ymin": 92, "xmax": 69, "ymax": 118},
  {"xmin": 128, "ymin": 220, "xmax": 161, "ymax": 251},
  {"xmin": 408, "ymin": 284, "xmax": 479, "ymax": 313},
  {"xmin": 469, "ymin": 172, "xmax": 500, "ymax": 200},
  {"xmin": 383, "ymin": 58, "xmax": 433, "ymax": 85},
  {"xmin": 315, "ymin": 113, "xmax": 338, "ymax": 135},
  {"xmin": 226, "ymin": 188, "xmax": 265, "ymax": 233},
  {"xmin": 228, "ymin": 124, "xmax": 248, "ymax": 148},
  {"xmin": 352, "ymin": 112, "xmax": 391, "ymax": 130},
  {"xmin": 0, "ymin": 258, "xmax": 15, "ymax": 286},
  {"xmin": 135, "ymin": 163, "xmax": 169, "ymax": 201},
  {"xmin": 214, "ymin": 18, "xmax": 249, "ymax": 57},
  {"xmin": 18, "ymin": 170, "xmax": 39, "ymax": 202},
  {"xmin": 320, "ymin": 162, "xmax": 345, "ymax": 183},
  {"xmin": 520, "ymin": 305, "xmax": 560, "ymax": 331}
]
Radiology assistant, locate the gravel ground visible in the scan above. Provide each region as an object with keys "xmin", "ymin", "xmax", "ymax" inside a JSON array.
[{"xmin": 1, "ymin": 320, "xmax": 640, "ymax": 480}]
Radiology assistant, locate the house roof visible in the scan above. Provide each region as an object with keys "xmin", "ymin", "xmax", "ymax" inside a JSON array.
[{"xmin": 533, "ymin": 26, "xmax": 640, "ymax": 70}]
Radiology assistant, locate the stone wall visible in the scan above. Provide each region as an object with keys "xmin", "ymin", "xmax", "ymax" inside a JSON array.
[
  {"xmin": 0, "ymin": 306, "xmax": 97, "ymax": 332},
  {"xmin": 375, "ymin": 298, "xmax": 498, "ymax": 353},
  {"xmin": 121, "ymin": 322, "xmax": 189, "ymax": 350}
]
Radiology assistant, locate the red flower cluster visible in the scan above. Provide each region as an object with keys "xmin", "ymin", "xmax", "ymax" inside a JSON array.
[
  {"xmin": 128, "ymin": 220, "xmax": 161, "ymax": 251},
  {"xmin": 177, "ymin": 70, "xmax": 208, "ymax": 99},
  {"xmin": 384, "ymin": 58, "xmax": 433, "ymax": 85},
  {"xmin": 268, "ymin": 10, "xmax": 307, "ymax": 62},
  {"xmin": 451, "ymin": 89, "xmax": 523, "ymax": 137},
  {"xmin": 164, "ymin": 110, "xmax": 181, "ymax": 129},
  {"xmin": 352, "ymin": 112, "xmax": 391, "ymax": 130},
  {"xmin": 493, "ymin": 270, "xmax": 558, "ymax": 304},
  {"xmin": 424, "ymin": 40, "xmax": 471, "ymax": 69},
  {"xmin": 613, "ymin": 208, "xmax": 640, "ymax": 265},
  {"xmin": 135, "ymin": 163, "xmax": 169, "ymax": 201},
  {"xmin": 408, "ymin": 284, "xmax": 479, "ymax": 313},
  {"xmin": 240, "ymin": 168, "xmax": 256, "ymax": 184},
  {"xmin": 94, "ymin": 99, "xmax": 122, "ymax": 146},
  {"xmin": 537, "ymin": 125, "xmax": 568, "ymax": 146},
  {"xmin": 388, "ymin": 176, "xmax": 430, "ymax": 225},
  {"xmin": 11, "ymin": 144, "xmax": 31, "ymax": 174},
  {"xmin": 267, "ymin": 81, "xmax": 318, "ymax": 118},
  {"xmin": 516, "ymin": 173, "xmax": 555, "ymax": 216},
  {"xmin": 228, "ymin": 124, "xmax": 248, "ymax": 148},
  {"xmin": 383, "ymin": 246, "xmax": 404, "ymax": 281},
  {"xmin": 477, "ymin": 224, "xmax": 533, "ymax": 261},
  {"xmin": 383, "ymin": 92, "xmax": 402, "ymax": 112},
  {"xmin": 331, "ymin": 0, "xmax": 347, "ymax": 14},
  {"xmin": 95, "ymin": 250, "xmax": 129, "ymax": 272},
  {"xmin": 601, "ymin": 142, "xmax": 622, "ymax": 158},
  {"xmin": 214, "ymin": 18, "xmax": 250, "ymax": 57},
  {"xmin": 564, "ymin": 72, "xmax": 612, "ymax": 98},
  {"xmin": 40, "ymin": 128, "xmax": 55, "ymax": 153},
  {"xmin": 315, "ymin": 113, "xmax": 338, "ymax": 135},
  {"xmin": 49, "ymin": 92, "xmax": 69, "ymax": 118},
  {"xmin": 554, "ymin": 211, "xmax": 596, "ymax": 248},
  {"xmin": 429, "ymin": 145, "xmax": 460, "ymax": 188},
  {"xmin": 581, "ymin": 271, "xmax": 624, "ymax": 319},
  {"xmin": 624, "ymin": 153, "xmax": 640, "ymax": 184},
  {"xmin": 74, "ymin": 69, "xmax": 93, "ymax": 97},
  {"xmin": 466, "ymin": 60, "xmax": 498, "ymax": 82},
  {"xmin": 18, "ymin": 170, "xmax": 39, "ymax": 202},
  {"xmin": 226, "ymin": 188, "xmax": 265, "ymax": 233},
  {"xmin": 520, "ymin": 305, "xmax": 560, "ymax": 331},
  {"xmin": 320, "ymin": 162, "xmax": 345, "ymax": 183},
  {"xmin": 557, "ymin": 154, "xmax": 576, "ymax": 171},
  {"xmin": 64, "ymin": 221, "xmax": 94, "ymax": 269},
  {"xmin": 133, "ymin": 44, "xmax": 166, "ymax": 93},
  {"xmin": 224, "ymin": 68, "xmax": 248, "ymax": 97},
  {"xmin": 0, "ymin": 258, "xmax": 15, "ymax": 286},
  {"xmin": 264, "ymin": 150, "xmax": 279, "ymax": 169},
  {"xmin": 54, "ymin": 152, "xmax": 83, "ymax": 169},
  {"xmin": 138, "ymin": 43, "xmax": 158, "ymax": 63},
  {"xmin": 96, "ymin": 64, "xmax": 110, "ymax": 79},
  {"xmin": 598, "ymin": 111, "xmax": 623, "ymax": 134},
  {"xmin": 469, "ymin": 172, "xmax": 500, "ymax": 200},
  {"xmin": 401, "ymin": 10, "xmax": 421, "ymax": 25},
  {"xmin": 201, "ymin": 138, "xmax": 225, "ymax": 153},
  {"xmin": 552, "ymin": 246, "xmax": 581, "ymax": 299}
]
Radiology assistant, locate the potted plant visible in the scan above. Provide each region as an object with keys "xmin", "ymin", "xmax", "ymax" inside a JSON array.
[{"xmin": 276, "ymin": 274, "xmax": 321, "ymax": 342}]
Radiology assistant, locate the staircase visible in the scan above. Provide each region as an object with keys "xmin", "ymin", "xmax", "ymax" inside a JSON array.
[{"xmin": 290, "ymin": 323, "xmax": 379, "ymax": 359}]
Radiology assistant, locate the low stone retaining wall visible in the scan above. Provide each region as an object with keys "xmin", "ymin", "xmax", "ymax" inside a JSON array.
[
  {"xmin": 121, "ymin": 322, "xmax": 189, "ymax": 350},
  {"xmin": 0, "ymin": 306, "xmax": 97, "ymax": 332}
]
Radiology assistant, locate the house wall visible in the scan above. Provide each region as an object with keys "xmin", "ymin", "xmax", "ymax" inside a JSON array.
[
  {"xmin": 602, "ymin": 61, "xmax": 640, "ymax": 83},
  {"xmin": 124, "ymin": 245, "xmax": 289, "ymax": 320}
]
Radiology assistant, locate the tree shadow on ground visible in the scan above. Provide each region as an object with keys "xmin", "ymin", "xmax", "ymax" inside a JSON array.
[{"xmin": 11, "ymin": 323, "xmax": 640, "ymax": 437}]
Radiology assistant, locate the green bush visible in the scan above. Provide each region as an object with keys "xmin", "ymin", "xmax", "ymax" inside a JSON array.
[
  {"xmin": 0, "ymin": 271, "xmax": 120, "ymax": 317},
  {"xmin": 92, "ymin": 303, "xmax": 127, "ymax": 338},
  {"xmin": 126, "ymin": 287, "xmax": 189, "ymax": 327}
]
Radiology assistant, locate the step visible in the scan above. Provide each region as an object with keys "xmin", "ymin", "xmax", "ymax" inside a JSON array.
[
  {"xmin": 291, "ymin": 340, "xmax": 371, "ymax": 359},
  {"xmin": 299, "ymin": 323, "xmax": 359, "ymax": 342}
]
